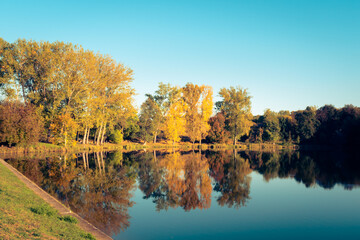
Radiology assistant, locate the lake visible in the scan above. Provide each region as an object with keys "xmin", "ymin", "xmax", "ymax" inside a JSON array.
[{"xmin": 2, "ymin": 149, "xmax": 360, "ymax": 240}]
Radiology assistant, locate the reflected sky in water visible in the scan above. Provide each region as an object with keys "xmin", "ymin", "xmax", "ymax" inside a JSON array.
[{"xmin": 2, "ymin": 149, "xmax": 360, "ymax": 240}]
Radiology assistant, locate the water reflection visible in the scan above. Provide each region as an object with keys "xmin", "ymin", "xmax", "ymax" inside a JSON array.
[{"xmin": 2, "ymin": 149, "xmax": 360, "ymax": 236}]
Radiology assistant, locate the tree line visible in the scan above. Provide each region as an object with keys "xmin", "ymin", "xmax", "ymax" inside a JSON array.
[{"xmin": 1, "ymin": 38, "xmax": 359, "ymax": 147}]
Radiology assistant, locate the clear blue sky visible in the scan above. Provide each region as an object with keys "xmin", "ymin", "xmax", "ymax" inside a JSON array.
[{"xmin": 1, "ymin": 0, "xmax": 359, "ymax": 115}]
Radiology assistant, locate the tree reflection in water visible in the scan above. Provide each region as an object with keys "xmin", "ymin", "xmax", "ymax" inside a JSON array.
[
  {"xmin": 3, "ymin": 148, "xmax": 360, "ymax": 235},
  {"xmin": 137, "ymin": 150, "xmax": 212, "ymax": 211},
  {"xmin": 207, "ymin": 150, "xmax": 252, "ymax": 208}
]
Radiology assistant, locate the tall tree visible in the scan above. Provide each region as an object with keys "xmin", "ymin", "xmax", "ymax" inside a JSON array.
[{"xmin": 163, "ymin": 88, "xmax": 186, "ymax": 144}]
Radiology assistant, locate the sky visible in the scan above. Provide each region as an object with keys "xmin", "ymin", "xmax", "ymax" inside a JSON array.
[{"xmin": 1, "ymin": 0, "xmax": 359, "ymax": 115}]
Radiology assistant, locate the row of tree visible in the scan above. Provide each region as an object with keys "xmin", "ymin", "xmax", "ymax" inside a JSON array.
[
  {"xmin": 1, "ymin": 38, "xmax": 359, "ymax": 147},
  {"xmin": 0, "ymin": 38, "xmax": 135, "ymax": 147}
]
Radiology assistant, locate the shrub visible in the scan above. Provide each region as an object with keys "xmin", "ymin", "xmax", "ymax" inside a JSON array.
[
  {"xmin": 59, "ymin": 215, "xmax": 78, "ymax": 224},
  {"xmin": 30, "ymin": 204, "xmax": 57, "ymax": 217},
  {"xmin": 80, "ymin": 233, "xmax": 97, "ymax": 240},
  {"xmin": 110, "ymin": 129, "xmax": 123, "ymax": 144}
]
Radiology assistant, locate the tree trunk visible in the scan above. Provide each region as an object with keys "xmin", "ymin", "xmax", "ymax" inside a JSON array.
[
  {"xmin": 86, "ymin": 128, "xmax": 90, "ymax": 144},
  {"xmin": 83, "ymin": 126, "xmax": 88, "ymax": 145},
  {"xmin": 94, "ymin": 128, "xmax": 98, "ymax": 144},
  {"xmin": 101, "ymin": 124, "xmax": 106, "ymax": 145},
  {"xmin": 96, "ymin": 123, "xmax": 103, "ymax": 146},
  {"xmin": 154, "ymin": 133, "xmax": 157, "ymax": 144}
]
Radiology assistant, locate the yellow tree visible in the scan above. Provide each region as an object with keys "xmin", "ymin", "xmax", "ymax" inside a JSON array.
[
  {"xmin": 183, "ymin": 83, "xmax": 213, "ymax": 144},
  {"xmin": 163, "ymin": 88, "xmax": 186, "ymax": 144},
  {"xmin": 49, "ymin": 112, "xmax": 78, "ymax": 147},
  {"xmin": 92, "ymin": 54, "xmax": 134, "ymax": 145}
]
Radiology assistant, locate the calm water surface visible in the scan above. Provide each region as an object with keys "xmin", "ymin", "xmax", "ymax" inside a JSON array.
[{"xmin": 2, "ymin": 149, "xmax": 360, "ymax": 240}]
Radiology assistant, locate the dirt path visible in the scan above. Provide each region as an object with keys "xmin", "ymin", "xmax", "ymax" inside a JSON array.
[{"xmin": 0, "ymin": 159, "xmax": 113, "ymax": 240}]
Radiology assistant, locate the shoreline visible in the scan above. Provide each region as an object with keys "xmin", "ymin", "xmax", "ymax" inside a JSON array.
[{"xmin": 0, "ymin": 142, "xmax": 298, "ymax": 155}]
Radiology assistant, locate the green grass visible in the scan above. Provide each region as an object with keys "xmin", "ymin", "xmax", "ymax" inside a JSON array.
[{"xmin": 0, "ymin": 163, "xmax": 96, "ymax": 240}]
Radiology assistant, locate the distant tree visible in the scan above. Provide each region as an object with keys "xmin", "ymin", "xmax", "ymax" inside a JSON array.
[
  {"xmin": 278, "ymin": 111, "xmax": 296, "ymax": 143},
  {"xmin": 217, "ymin": 86, "xmax": 254, "ymax": 145},
  {"xmin": 0, "ymin": 101, "xmax": 43, "ymax": 146},
  {"xmin": 261, "ymin": 109, "xmax": 280, "ymax": 142}
]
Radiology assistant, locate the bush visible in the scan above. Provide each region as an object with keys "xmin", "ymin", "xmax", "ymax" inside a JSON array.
[
  {"xmin": 30, "ymin": 204, "xmax": 57, "ymax": 217},
  {"xmin": 59, "ymin": 215, "xmax": 78, "ymax": 224},
  {"xmin": 80, "ymin": 233, "xmax": 97, "ymax": 240},
  {"xmin": 110, "ymin": 129, "xmax": 123, "ymax": 144}
]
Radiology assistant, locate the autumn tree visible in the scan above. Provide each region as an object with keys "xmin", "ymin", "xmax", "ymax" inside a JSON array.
[
  {"xmin": 206, "ymin": 113, "xmax": 229, "ymax": 143},
  {"xmin": 218, "ymin": 86, "xmax": 254, "ymax": 145},
  {"xmin": 182, "ymin": 83, "xmax": 213, "ymax": 144},
  {"xmin": 0, "ymin": 101, "xmax": 43, "ymax": 146},
  {"xmin": 163, "ymin": 87, "xmax": 186, "ymax": 144}
]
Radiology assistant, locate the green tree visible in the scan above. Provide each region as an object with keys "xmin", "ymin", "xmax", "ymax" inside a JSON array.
[
  {"xmin": 218, "ymin": 86, "xmax": 254, "ymax": 145},
  {"xmin": 294, "ymin": 106, "xmax": 319, "ymax": 142},
  {"xmin": 261, "ymin": 109, "xmax": 280, "ymax": 142},
  {"xmin": 138, "ymin": 96, "xmax": 162, "ymax": 143}
]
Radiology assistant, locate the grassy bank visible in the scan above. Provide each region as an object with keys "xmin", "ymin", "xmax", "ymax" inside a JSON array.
[{"xmin": 0, "ymin": 162, "xmax": 95, "ymax": 240}]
